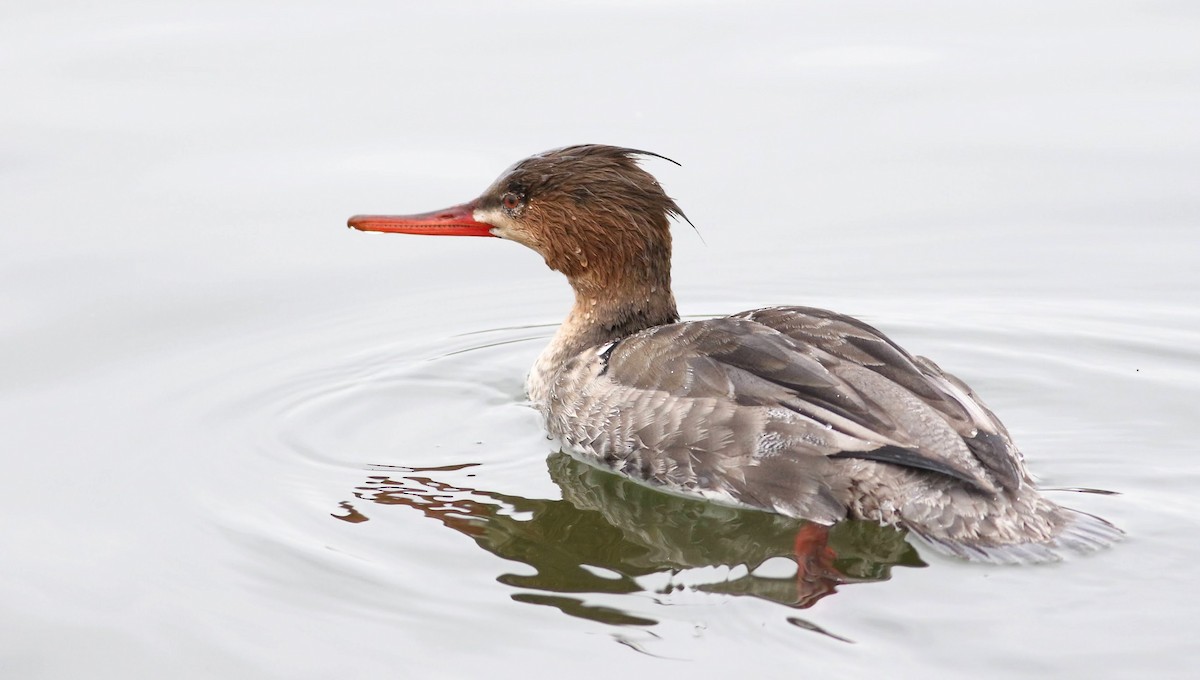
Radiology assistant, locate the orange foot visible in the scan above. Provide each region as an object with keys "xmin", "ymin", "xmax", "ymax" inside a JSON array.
[{"xmin": 791, "ymin": 523, "xmax": 842, "ymax": 608}]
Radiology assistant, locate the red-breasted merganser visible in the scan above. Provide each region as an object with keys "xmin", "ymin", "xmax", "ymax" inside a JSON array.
[{"xmin": 348, "ymin": 144, "xmax": 1121, "ymax": 563}]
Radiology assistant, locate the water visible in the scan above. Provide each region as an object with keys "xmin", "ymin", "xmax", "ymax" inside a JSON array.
[{"xmin": 3, "ymin": 1, "xmax": 1198, "ymax": 677}]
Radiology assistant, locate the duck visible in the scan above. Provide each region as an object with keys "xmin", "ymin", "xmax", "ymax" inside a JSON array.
[{"xmin": 348, "ymin": 144, "xmax": 1121, "ymax": 563}]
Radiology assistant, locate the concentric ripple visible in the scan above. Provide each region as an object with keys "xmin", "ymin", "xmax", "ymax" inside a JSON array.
[{"xmin": 186, "ymin": 294, "xmax": 1191, "ymax": 655}]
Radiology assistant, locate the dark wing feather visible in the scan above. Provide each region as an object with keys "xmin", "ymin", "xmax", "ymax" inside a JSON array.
[
  {"xmin": 828, "ymin": 446, "xmax": 985, "ymax": 488},
  {"xmin": 599, "ymin": 314, "xmax": 1009, "ymax": 499},
  {"xmin": 736, "ymin": 306, "xmax": 1027, "ymax": 491},
  {"xmin": 734, "ymin": 307, "xmax": 971, "ymax": 420}
]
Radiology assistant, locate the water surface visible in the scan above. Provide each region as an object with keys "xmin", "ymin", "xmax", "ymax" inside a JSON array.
[{"xmin": 3, "ymin": 1, "xmax": 1198, "ymax": 677}]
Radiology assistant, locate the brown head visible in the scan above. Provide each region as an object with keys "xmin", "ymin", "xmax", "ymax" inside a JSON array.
[{"xmin": 348, "ymin": 145, "xmax": 688, "ymax": 298}]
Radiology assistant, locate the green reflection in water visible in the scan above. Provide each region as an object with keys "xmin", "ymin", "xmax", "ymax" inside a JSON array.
[{"xmin": 334, "ymin": 452, "xmax": 924, "ymax": 632}]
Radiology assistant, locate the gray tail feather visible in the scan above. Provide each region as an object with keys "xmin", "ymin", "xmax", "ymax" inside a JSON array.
[{"xmin": 906, "ymin": 508, "xmax": 1124, "ymax": 565}]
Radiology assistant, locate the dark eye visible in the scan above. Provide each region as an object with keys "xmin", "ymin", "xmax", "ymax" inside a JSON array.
[{"xmin": 501, "ymin": 192, "xmax": 522, "ymax": 210}]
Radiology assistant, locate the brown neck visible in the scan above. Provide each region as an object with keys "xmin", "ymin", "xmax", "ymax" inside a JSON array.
[
  {"xmin": 564, "ymin": 275, "xmax": 679, "ymax": 352},
  {"xmin": 546, "ymin": 210, "xmax": 679, "ymax": 353}
]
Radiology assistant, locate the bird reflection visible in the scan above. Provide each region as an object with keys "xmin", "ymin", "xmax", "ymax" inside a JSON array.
[{"xmin": 333, "ymin": 452, "xmax": 924, "ymax": 629}]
